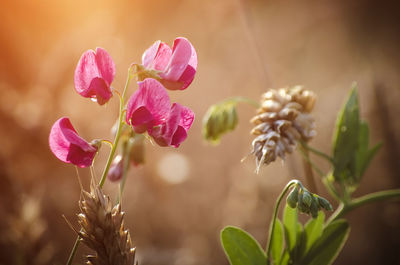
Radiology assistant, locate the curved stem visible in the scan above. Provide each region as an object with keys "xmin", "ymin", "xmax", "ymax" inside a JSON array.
[
  {"xmin": 327, "ymin": 189, "xmax": 400, "ymax": 224},
  {"xmin": 66, "ymin": 71, "xmax": 132, "ymax": 265},
  {"xmin": 266, "ymin": 180, "xmax": 301, "ymax": 264},
  {"xmin": 228, "ymin": 96, "xmax": 260, "ymax": 108}
]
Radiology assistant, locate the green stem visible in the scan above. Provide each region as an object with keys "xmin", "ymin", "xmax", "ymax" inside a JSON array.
[
  {"xmin": 327, "ymin": 189, "xmax": 400, "ymax": 224},
  {"xmin": 322, "ymin": 176, "xmax": 341, "ymax": 202},
  {"xmin": 116, "ymin": 137, "xmax": 133, "ymax": 204},
  {"xmin": 300, "ymin": 141, "xmax": 333, "ymax": 164},
  {"xmin": 99, "ymin": 71, "xmax": 132, "ymax": 187},
  {"xmin": 66, "ymin": 71, "xmax": 132, "ymax": 265},
  {"xmin": 300, "ymin": 146, "xmax": 318, "ymax": 193},
  {"xmin": 266, "ymin": 180, "xmax": 301, "ymax": 264},
  {"xmin": 297, "ymin": 145, "xmax": 325, "ymax": 178},
  {"xmin": 228, "ymin": 96, "xmax": 260, "ymax": 108}
]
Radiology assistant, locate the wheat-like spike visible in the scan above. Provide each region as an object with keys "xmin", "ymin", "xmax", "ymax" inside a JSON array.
[
  {"xmin": 77, "ymin": 179, "xmax": 137, "ymax": 265},
  {"xmin": 250, "ymin": 86, "xmax": 316, "ymax": 172}
]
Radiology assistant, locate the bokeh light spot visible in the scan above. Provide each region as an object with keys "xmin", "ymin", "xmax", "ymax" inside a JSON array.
[{"xmin": 158, "ymin": 152, "xmax": 190, "ymax": 184}]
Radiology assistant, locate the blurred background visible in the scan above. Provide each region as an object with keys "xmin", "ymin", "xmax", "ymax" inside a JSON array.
[{"xmin": 0, "ymin": 0, "xmax": 399, "ymax": 264}]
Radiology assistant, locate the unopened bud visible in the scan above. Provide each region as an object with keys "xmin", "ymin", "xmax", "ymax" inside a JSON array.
[
  {"xmin": 107, "ymin": 155, "xmax": 123, "ymax": 182},
  {"xmin": 202, "ymin": 102, "xmax": 238, "ymax": 143},
  {"xmin": 310, "ymin": 198, "xmax": 319, "ymax": 218},
  {"xmin": 302, "ymin": 191, "xmax": 313, "ymax": 207},
  {"xmin": 317, "ymin": 196, "xmax": 333, "ymax": 211},
  {"xmin": 286, "ymin": 186, "xmax": 299, "ymax": 208}
]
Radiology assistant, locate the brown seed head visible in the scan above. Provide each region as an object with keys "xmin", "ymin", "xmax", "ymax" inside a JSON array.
[
  {"xmin": 250, "ymin": 86, "xmax": 316, "ymax": 172},
  {"xmin": 78, "ymin": 180, "xmax": 137, "ymax": 265}
]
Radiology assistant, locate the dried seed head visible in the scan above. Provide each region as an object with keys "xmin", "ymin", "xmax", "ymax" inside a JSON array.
[
  {"xmin": 250, "ymin": 86, "xmax": 316, "ymax": 172},
  {"xmin": 78, "ymin": 180, "xmax": 137, "ymax": 265}
]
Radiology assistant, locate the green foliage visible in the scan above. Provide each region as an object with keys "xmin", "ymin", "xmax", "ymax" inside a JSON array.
[
  {"xmin": 355, "ymin": 121, "xmax": 382, "ymax": 179},
  {"xmin": 332, "ymin": 84, "xmax": 381, "ymax": 194},
  {"xmin": 221, "ymin": 205, "xmax": 349, "ymax": 265},
  {"xmin": 271, "ymin": 219, "xmax": 284, "ymax": 265},
  {"xmin": 221, "ymin": 226, "xmax": 266, "ymax": 265},
  {"xmin": 332, "ymin": 86, "xmax": 360, "ymax": 185},
  {"xmin": 299, "ymin": 219, "xmax": 350, "ymax": 265},
  {"xmin": 283, "ymin": 205, "xmax": 298, "ymax": 252},
  {"xmin": 303, "ymin": 211, "xmax": 325, "ymax": 254}
]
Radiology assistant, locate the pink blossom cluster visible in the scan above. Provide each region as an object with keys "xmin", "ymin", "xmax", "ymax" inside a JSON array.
[{"xmin": 49, "ymin": 37, "xmax": 197, "ymax": 168}]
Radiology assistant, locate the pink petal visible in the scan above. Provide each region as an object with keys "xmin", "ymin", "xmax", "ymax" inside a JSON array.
[
  {"xmin": 179, "ymin": 105, "xmax": 195, "ymax": 131},
  {"xmin": 150, "ymin": 103, "xmax": 195, "ymax": 148},
  {"xmin": 161, "ymin": 38, "xmax": 193, "ymax": 81},
  {"xmin": 74, "ymin": 48, "xmax": 115, "ymax": 105},
  {"xmin": 142, "ymin": 40, "xmax": 161, "ymax": 68},
  {"xmin": 142, "ymin": 40, "xmax": 172, "ymax": 71},
  {"xmin": 49, "ymin": 117, "xmax": 97, "ymax": 168},
  {"xmin": 95, "ymin": 47, "xmax": 116, "ymax": 86},
  {"xmin": 159, "ymin": 37, "xmax": 197, "ymax": 90},
  {"xmin": 151, "ymin": 103, "xmax": 181, "ymax": 147},
  {"xmin": 126, "ymin": 78, "xmax": 171, "ymax": 133}
]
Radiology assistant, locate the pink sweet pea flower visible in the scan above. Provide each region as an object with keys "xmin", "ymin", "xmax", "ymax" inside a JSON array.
[
  {"xmin": 74, "ymin": 47, "xmax": 116, "ymax": 105},
  {"xmin": 126, "ymin": 78, "xmax": 171, "ymax": 134},
  {"xmin": 150, "ymin": 103, "xmax": 195, "ymax": 148},
  {"xmin": 49, "ymin": 117, "xmax": 98, "ymax": 168},
  {"xmin": 142, "ymin": 37, "xmax": 197, "ymax": 90}
]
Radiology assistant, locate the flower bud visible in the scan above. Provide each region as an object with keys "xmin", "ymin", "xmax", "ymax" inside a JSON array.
[
  {"xmin": 317, "ymin": 196, "xmax": 333, "ymax": 211},
  {"xmin": 310, "ymin": 198, "xmax": 319, "ymax": 218},
  {"xmin": 107, "ymin": 155, "xmax": 123, "ymax": 182},
  {"xmin": 202, "ymin": 102, "xmax": 238, "ymax": 143},
  {"xmin": 286, "ymin": 186, "xmax": 299, "ymax": 208},
  {"xmin": 302, "ymin": 191, "xmax": 313, "ymax": 207}
]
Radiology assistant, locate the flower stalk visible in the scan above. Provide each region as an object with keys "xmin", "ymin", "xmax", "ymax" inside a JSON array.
[
  {"xmin": 66, "ymin": 71, "xmax": 132, "ymax": 265},
  {"xmin": 266, "ymin": 180, "xmax": 300, "ymax": 264}
]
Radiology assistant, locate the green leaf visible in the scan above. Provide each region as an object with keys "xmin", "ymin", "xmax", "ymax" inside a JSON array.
[
  {"xmin": 283, "ymin": 205, "xmax": 298, "ymax": 251},
  {"xmin": 279, "ymin": 250, "xmax": 290, "ymax": 265},
  {"xmin": 221, "ymin": 226, "xmax": 267, "ymax": 265},
  {"xmin": 271, "ymin": 219, "xmax": 284, "ymax": 264},
  {"xmin": 332, "ymin": 86, "xmax": 360, "ymax": 182},
  {"xmin": 304, "ymin": 211, "xmax": 325, "ymax": 253},
  {"xmin": 355, "ymin": 121, "xmax": 382, "ymax": 178},
  {"xmin": 300, "ymin": 219, "xmax": 350, "ymax": 265}
]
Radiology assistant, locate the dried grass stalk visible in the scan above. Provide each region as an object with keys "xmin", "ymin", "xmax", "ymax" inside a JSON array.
[{"xmin": 78, "ymin": 180, "xmax": 137, "ymax": 265}]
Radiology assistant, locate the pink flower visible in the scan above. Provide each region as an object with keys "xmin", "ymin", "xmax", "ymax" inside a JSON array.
[
  {"xmin": 150, "ymin": 103, "xmax": 195, "ymax": 148},
  {"xmin": 142, "ymin": 37, "xmax": 197, "ymax": 90},
  {"xmin": 126, "ymin": 78, "xmax": 171, "ymax": 134},
  {"xmin": 49, "ymin": 117, "xmax": 98, "ymax": 168},
  {"xmin": 74, "ymin": 47, "xmax": 116, "ymax": 105}
]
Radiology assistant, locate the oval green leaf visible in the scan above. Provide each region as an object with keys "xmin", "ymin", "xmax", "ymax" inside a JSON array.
[{"xmin": 221, "ymin": 226, "xmax": 267, "ymax": 265}]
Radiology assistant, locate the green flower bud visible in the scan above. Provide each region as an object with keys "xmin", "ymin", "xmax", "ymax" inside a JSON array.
[
  {"xmin": 310, "ymin": 198, "xmax": 319, "ymax": 218},
  {"xmin": 302, "ymin": 191, "xmax": 313, "ymax": 207},
  {"xmin": 318, "ymin": 196, "xmax": 333, "ymax": 211},
  {"xmin": 297, "ymin": 192, "xmax": 309, "ymax": 214},
  {"xmin": 286, "ymin": 186, "xmax": 299, "ymax": 208},
  {"xmin": 202, "ymin": 102, "xmax": 238, "ymax": 143}
]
